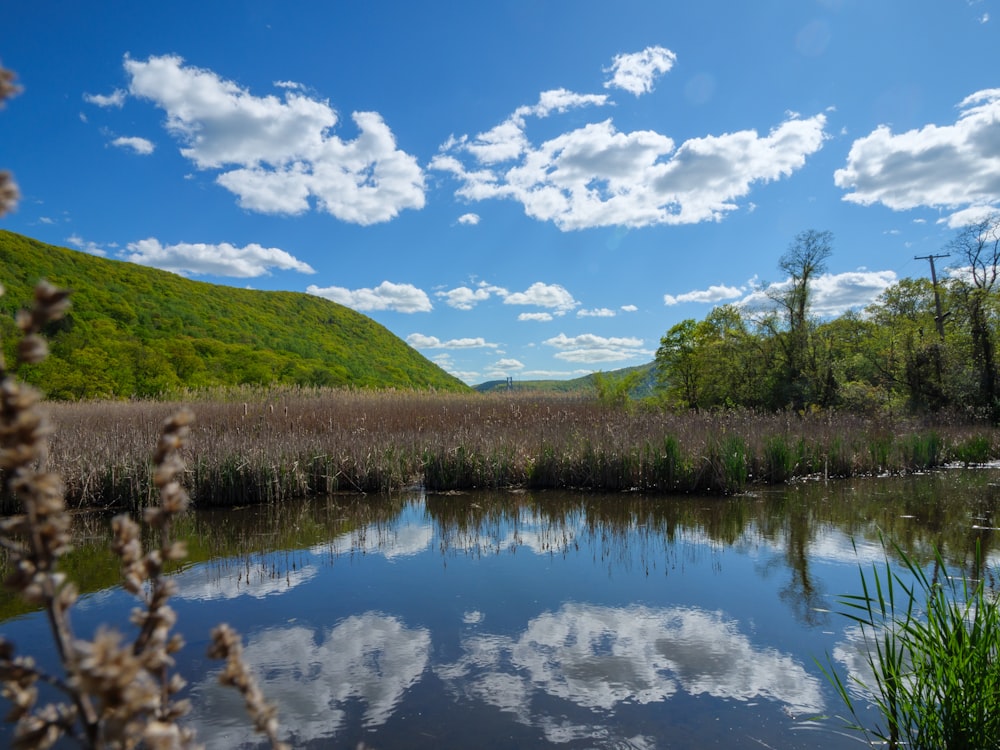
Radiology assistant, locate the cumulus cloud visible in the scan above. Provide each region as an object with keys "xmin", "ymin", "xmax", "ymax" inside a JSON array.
[
  {"xmin": 503, "ymin": 282, "xmax": 579, "ymax": 311},
  {"xmin": 603, "ymin": 46, "xmax": 677, "ymax": 95},
  {"xmin": 544, "ymin": 332, "xmax": 647, "ymax": 363},
  {"xmin": 437, "ymin": 282, "xmax": 508, "ymax": 310},
  {"xmin": 111, "ymin": 136, "xmax": 155, "ymax": 155},
  {"xmin": 835, "ymin": 89, "xmax": 1000, "ymax": 223},
  {"xmin": 83, "ymin": 89, "xmax": 126, "ymax": 107},
  {"xmin": 740, "ymin": 270, "xmax": 898, "ymax": 317},
  {"xmin": 433, "ymin": 57, "xmax": 828, "ymax": 231},
  {"xmin": 66, "ymin": 234, "xmax": 108, "ymax": 257},
  {"xmin": 306, "ymin": 280, "xmax": 432, "ymax": 312},
  {"xmin": 122, "ymin": 238, "xmax": 315, "ymax": 278},
  {"xmin": 406, "ymin": 334, "xmax": 498, "ymax": 349},
  {"xmin": 457, "ymin": 212, "xmax": 480, "ymax": 225},
  {"xmin": 491, "ymin": 358, "xmax": 525, "ymax": 372},
  {"xmin": 621, "ymin": 304, "xmax": 638, "ymax": 312},
  {"xmin": 518, "ymin": 312, "xmax": 554, "ymax": 322},
  {"xmin": 437, "ymin": 281, "xmax": 577, "ymax": 313},
  {"xmin": 577, "ymin": 308, "xmax": 616, "ymax": 317},
  {"xmin": 124, "ymin": 54, "xmax": 425, "ymax": 224},
  {"xmin": 664, "ymin": 283, "xmax": 743, "ymax": 306}
]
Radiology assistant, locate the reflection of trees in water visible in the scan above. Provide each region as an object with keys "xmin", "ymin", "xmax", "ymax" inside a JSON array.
[{"xmin": 424, "ymin": 471, "xmax": 1000, "ymax": 627}]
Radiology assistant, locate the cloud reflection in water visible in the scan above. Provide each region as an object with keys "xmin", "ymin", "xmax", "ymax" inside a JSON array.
[
  {"xmin": 440, "ymin": 602, "xmax": 823, "ymax": 727},
  {"xmin": 190, "ymin": 612, "xmax": 431, "ymax": 745}
]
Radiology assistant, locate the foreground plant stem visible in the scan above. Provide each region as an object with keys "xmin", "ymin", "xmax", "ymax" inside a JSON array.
[{"xmin": 0, "ymin": 282, "xmax": 288, "ymax": 748}]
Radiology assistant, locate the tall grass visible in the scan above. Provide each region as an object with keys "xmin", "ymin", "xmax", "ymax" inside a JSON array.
[
  {"xmin": 823, "ymin": 539, "xmax": 1000, "ymax": 748},
  {"xmin": 25, "ymin": 390, "xmax": 1000, "ymax": 509}
]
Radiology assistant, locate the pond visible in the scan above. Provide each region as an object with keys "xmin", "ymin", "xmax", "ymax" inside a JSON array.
[{"xmin": 3, "ymin": 469, "xmax": 1000, "ymax": 748}]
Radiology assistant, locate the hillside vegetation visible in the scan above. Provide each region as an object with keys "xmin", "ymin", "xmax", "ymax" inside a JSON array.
[{"xmin": 0, "ymin": 231, "xmax": 469, "ymax": 398}]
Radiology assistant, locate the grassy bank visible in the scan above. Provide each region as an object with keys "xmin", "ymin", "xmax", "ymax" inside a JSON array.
[{"xmin": 22, "ymin": 387, "xmax": 997, "ymax": 511}]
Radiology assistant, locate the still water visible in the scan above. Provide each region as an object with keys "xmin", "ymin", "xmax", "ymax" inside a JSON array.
[{"xmin": 3, "ymin": 470, "xmax": 1000, "ymax": 748}]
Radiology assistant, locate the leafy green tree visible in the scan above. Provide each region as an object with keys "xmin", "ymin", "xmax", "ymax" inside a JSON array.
[
  {"xmin": 766, "ymin": 229, "xmax": 833, "ymax": 409},
  {"xmin": 655, "ymin": 319, "xmax": 703, "ymax": 408},
  {"xmin": 946, "ymin": 214, "xmax": 1000, "ymax": 419}
]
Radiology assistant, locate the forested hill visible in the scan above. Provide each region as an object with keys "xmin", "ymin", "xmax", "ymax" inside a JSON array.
[{"xmin": 0, "ymin": 231, "xmax": 469, "ymax": 398}]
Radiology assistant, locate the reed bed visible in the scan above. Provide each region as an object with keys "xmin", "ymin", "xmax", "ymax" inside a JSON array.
[{"xmin": 27, "ymin": 387, "xmax": 998, "ymax": 511}]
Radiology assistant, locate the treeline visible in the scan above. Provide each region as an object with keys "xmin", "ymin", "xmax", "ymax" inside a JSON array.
[{"xmin": 653, "ymin": 218, "xmax": 1000, "ymax": 420}]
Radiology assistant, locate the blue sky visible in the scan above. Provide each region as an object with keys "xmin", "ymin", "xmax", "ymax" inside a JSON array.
[{"xmin": 3, "ymin": 1, "xmax": 999, "ymax": 385}]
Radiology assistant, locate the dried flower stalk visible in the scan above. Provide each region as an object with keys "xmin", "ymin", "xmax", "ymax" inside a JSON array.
[
  {"xmin": 0, "ymin": 62, "xmax": 20, "ymax": 217},
  {"xmin": 0, "ymin": 282, "xmax": 287, "ymax": 748}
]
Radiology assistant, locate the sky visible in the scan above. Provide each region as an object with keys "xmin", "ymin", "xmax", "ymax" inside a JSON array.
[{"xmin": 3, "ymin": 1, "xmax": 1000, "ymax": 385}]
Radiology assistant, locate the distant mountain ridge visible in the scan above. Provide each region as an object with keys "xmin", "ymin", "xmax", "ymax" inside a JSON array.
[
  {"xmin": 474, "ymin": 363, "xmax": 657, "ymax": 397},
  {"xmin": 0, "ymin": 231, "xmax": 469, "ymax": 398}
]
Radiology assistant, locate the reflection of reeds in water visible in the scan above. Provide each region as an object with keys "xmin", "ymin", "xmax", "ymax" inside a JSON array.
[{"xmin": 32, "ymin": 393, "xmax": 999, "ymax": 509}]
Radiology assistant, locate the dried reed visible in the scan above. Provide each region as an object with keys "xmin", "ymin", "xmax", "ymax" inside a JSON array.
[{"xmin": 32, "ymin": 392, "xmax": 997, "ymax": 510}]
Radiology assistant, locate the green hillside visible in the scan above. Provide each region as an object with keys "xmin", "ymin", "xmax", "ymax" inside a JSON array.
[{"xmin": 0, "ymin": 231, "xmax": 469, "ymax": 398}]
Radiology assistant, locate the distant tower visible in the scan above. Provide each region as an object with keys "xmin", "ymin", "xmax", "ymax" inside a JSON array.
[{"xmin": 506, "ymin": 376, "xmax": 513, "ymax": 391}]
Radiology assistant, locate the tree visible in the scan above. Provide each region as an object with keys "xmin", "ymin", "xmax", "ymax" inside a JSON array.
[
  {"xmin": 946, "ymin": 214, "xmax": 1000, "ymax": 419},
  {"xmin": 865, "ymin": 278, "xmax": 948, "ymax": 411},
  {"xmin": 767, "ymin": 229, "xmax": 833, "ymax": 409},
  {"xmin": 655, "ymin": 319, "xmax": 702, "ymax": 408}
]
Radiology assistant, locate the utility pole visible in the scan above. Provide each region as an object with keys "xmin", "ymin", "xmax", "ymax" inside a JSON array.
[{"xmin": 915, "ymin": 253, "xmax": 950, "ymax": 339}]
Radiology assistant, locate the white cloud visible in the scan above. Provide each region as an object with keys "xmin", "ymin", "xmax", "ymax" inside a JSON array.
[
  {"xmin": 457, "ymin": 212, "xmax": 480, "ymax": 225},
  {"xmin": 437, "ymin": 282, "xmax": 508, "ymax": 310},
  {"xmin": 603, "ymin": 46, "xmax": 677, "ymax": 96},
  {"xmin": 740, "ymin": 270, "xmax": 898, "ymax": 317},
  {"xmin": 83, "ymin": 89, "xmax": 126, "ymax": 107},
  {"xmin": 503, "ymin": 282, "xmax": 578, "ymax": 311},
  {"xmin": 809, "ymin": 270, "xmax": 898, "ymax": 315},
  {"xmin": 492, "ymin": 358, "xmax": 525, "ymax": 371},
  {"xmin": 518, "ymin": 312, "xmax": 553, "ymax": 322},
  {"xmin": 620, "ymin": 304, "xmax": 638, "ymax": 312},
  {"xmin": 434, "ymin": 84, "xmax": 828, "ymax": 230},
  {"xmin": 111, "ymin": 136, "xmax": 155, "ymax": 155},
  {"xmin": 663, "ymin": 283, "xmax": 743, "ymax": 306},
  {"xmin": 307, "ymin": 280, "xmax": 432, "ymax": 312},
  {"xmin": 406, "ymin": 334, "xmax": 498, "ymax": 349},
  {"xmin": 122, "ymin": 238, "xmax": 315, "ymax": 278},
  {"xmin": 66, "ymin": 234, "xmax": 107, "ymax": 257},
  {"xmin": 835, "ymin": 89, "xmax": 1000, "ymax": 222},
  {"xmin": 544, "ymin": 332, "xmax": 647, "ymax": 363},
  {"xmin": 939, "ymin": 204, "xmax": 998, "ymax": 229},
  {"xmin": 124, "ymin": 54, "xmax": 425, "ymax": 224},
  {"xmin": 577, "ymin": 307, "xmax": 616, "ymax": 317}
]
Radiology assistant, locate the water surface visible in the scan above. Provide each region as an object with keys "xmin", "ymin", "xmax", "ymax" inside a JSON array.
[{"xmin": 3, "ymin": 470, "xmax": 999, "ymax": 748}]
